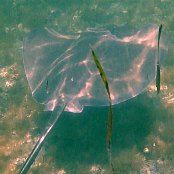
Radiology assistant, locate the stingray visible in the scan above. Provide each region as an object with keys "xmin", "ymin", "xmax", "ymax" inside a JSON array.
[{"xmin": 20, "ymin": 24, "xmax": 167, "ymax": 173}]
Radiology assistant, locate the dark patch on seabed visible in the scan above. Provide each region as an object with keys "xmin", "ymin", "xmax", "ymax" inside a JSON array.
[{"xmin": 33, "ymin": 92, "xmax": 161, "ymax": 173}]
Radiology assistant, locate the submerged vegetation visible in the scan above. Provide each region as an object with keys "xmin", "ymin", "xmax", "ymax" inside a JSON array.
[
  {"xmin": 91, "ymin": 47, "xmax": 115, "ymax": 174},
  {"xmin": 156, "ymin": 24, "xmax": 162, "ymax": 95}
]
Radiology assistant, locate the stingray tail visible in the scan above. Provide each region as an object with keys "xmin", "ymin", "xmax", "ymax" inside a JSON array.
[{"xmin": 19, "ymin": 104, "xmax": 66, "ymax": 174}]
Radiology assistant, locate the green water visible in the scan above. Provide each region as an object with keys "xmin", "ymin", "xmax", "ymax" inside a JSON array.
[{"xmin": 0, "ymin": 0, "xmax": 174, "ymax": 173}]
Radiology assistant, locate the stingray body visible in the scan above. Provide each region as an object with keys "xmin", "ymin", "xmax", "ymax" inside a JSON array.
[
  {"xmin": 24, "ymin": 24, "xmax": 167, "ymax": 113},
  {"xmin": 20, "ymin": 24, "xmax": 167, "ymax": 173}
]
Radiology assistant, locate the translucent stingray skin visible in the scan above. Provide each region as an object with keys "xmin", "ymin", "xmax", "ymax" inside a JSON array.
[{"xmin": 23, "ymin": 24, "xmax": 167, "ymax": 113}]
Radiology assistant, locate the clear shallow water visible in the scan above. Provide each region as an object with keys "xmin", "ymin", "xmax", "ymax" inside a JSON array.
[{"xmin": 0, "ymin": 0, "xmax": 174, "ymax": 173}]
